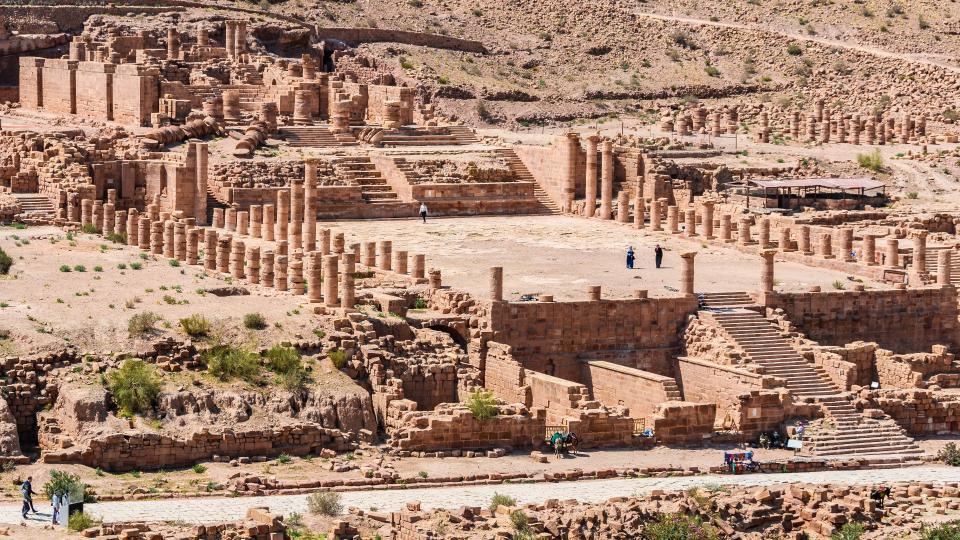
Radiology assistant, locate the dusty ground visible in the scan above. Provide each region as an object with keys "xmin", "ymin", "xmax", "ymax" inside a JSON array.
[
  {"xmin": 0, "ymin": 224, "xmax": 330, "ymax": 356},
  {"xmin": 320, "ymin": 214, "xmax": 885, "ymax": 301}
]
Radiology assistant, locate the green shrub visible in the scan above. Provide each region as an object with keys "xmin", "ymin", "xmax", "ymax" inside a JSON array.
[
  {"xmin": 832, "ymin": 522, "xmax": 865, "ymax": 540},
  {"xmin": 787, "ymin": 44, "xmax": 803, "ymax": 55},
  {"xmin": 59, "ymin": 264, "xmax": 71, "ymax": 273},
  {"xmin": 179, "ymin": 314, "xmax": 211, "ymax": 337},
  {"xmin": 204, "ymin": 345, "xmax": 261, "ymax": 382},
  {"xmin": 44, "ymin": 470, "xmax": 86, "ymax": 501},
  {"xmin": 169, "ymin": 259, "xmax": 180, "ymax": 267},
  {"xmin": 922, "ymin": 521, "xmax": 960, "ymax": 540},
  {"xmin": 856, "ymin": 149, "xmax": 884, "ymax": 172},
  {"xmin": 0, "ymin": 248, "xmax": 12, "ymax": 275},
  {"xmin": 704, "ymin": 65, "xmax": 720, "ymax": 77},
  {"xmin": 327, "ymin": 348, "xmax": 347, "ymax": 369},
  {"xmin": 832, "ymin": 280, "xmax": 845, "ymax": 290},
  {"xmin": 129, "ymin": 262, "xmax": 143, "ymax": 270},
  {"xmin": 265, "ymin": 345, "xmax": 301, "ymax": 374},
  {"xmin": 68, "ymin": 511, "xmax": 99, "ymax": 532},
  {"xmin": 488, "ymin": 492, "xmax": 516, "ymax": 512},
  {"xmin": 466, "ymin": 389, "xmax": 497, "ymax": 421},
  {"xmin": 243, "ymin": 312, "xmax": 267, "ymax": 330},
  {"xmin": 413, "ymin": 297, "xmax": 428, "ymax": 310},
  {"xmin": 93, "ymin": 265, "xmax": 103, "ymax": 272},
  {"xmin": 643, "ymin": 513, "xmax": 719, "ymax": 540},
  {"xmin": 940, "ymin": 442, "xmax": 960, "ymax": 466},
  {"xmin": 80, "ymin": 224, "xmax": 100, "ymax": 235},
  {"xmin": 73, "ymin": 264, "xmax": 86, "ymax": 272},
  {"xmin": 276, "ymin": 453, "xmax": 292, "ymax": 464},
  {"xmin": 106, "ymin": 359, "xmax": 161, "ymax": 415},
  {"xmin": 307, "ymin": 490, "xmax": 342, "ymax": 516},
  {"xmin": 510, "ymin": 510, "xmax": 531, "ymax": 535},
  {"xmin": 105, "ymin": 232, "xmax": 126, "ymax": 244},
  {"xmin": 192, "ymin": 463, "xmax": 207, "ymax": 474},
  {"xmin": 128, "ymin": 312, "xmax": 162, "ymax": 336},
  {"xmin": 906, "ymin": 191, "xmax": 919, "ymax": 199}
]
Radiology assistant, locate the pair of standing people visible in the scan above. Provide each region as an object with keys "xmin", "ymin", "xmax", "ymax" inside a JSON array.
[
  {"xmin": 21, "ymin": 476, "xmax": 67, "ymax": 524},
  {"xmin": 626, "ymin": 245, "xmax": 664, "ymax": 269}
]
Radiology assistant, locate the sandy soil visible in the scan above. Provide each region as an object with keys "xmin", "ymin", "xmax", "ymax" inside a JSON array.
[
  {"xmin": 319, "ymin": 214, "xmax": 885, "ymax": 301},
  {"xmin": 0, "ymin": 225, "xmax": 329, "ymax": 356}
]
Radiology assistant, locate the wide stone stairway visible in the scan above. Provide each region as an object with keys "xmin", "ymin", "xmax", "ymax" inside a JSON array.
[
  {"xmin": 699, "ymin": 296, "xmax": 923, "ymax": 459},
  {"xmin": 332, "ymin": 157, "xmax": 399, "ymax": 204},
  {"xmin": 11, "ymin": 193, "xmax": 55, "ymax": 218}
]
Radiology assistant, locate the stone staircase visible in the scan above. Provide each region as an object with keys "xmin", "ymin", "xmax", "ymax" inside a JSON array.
[
  {"xmin": 445, "ymin": 125, "xmax": 480, "ymax": 144},
  {"xmin": 279, "ymin": 126, "xmax": 357, "ymax": 148},
  {"xmin": 700, "ymin": 307, "xmax": 923, "ymax": 459},
  {"xmin": 698, "ymin": 291, "xmax": 759, "ymax": 311},
  {"xmin": 495, "ymin": 148, "xmax": 559, "ymax": 214},
  {"xmin": 12, "ymin": 193, "xmax": 55, "ymax": 217},
  {"xmin": 332, "ymin": 157, "xmax": 398, "ymax": 204},
  {"xmin": 380, "ymin": 129, "xmax": 464, "ymax": 147}
]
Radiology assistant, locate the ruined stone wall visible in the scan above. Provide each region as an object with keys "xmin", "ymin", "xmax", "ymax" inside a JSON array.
[
  {"xmin": 813, "ymin": 342, "xmax": 877, "ymax": 389},
  {"xmin": 527, "ymin": 371, "xmax": 589, "ymax": 424},
  {"xmin": 650, "ymin": 401, "xmax": 716, "ymax": 445},
  {"xmin": 875, "ymin": 345, "xmax": 956, "ymax": 389},
  {"xmin": 675, "ymin": 356, "xmax": 784, "ymax": 430},
  {"xmin": 40, "ymin": 58, "xmax": 75, "ymax": 115},
  {"xmin": 112, "ymin": 64, "xmax": 158, "ymax": 127},
  {"xmin": 581, "ymin": 360, "xmax": 679, "ymax": 421},
  {"xmin": 317, "ymin": 27, "xmax": 486, "ymax": 53},
  {"xmin": 17, "ymin": 58, "xmax": 43, "ymax": 109},
  {"xmin": 75, "ymin": 61, "xmax": 113, "ymax": 121},
  {"xmin": 769, "ymin": 287, "xmax": 959, "ymax": 353},
  {"xmin": 866, "ymin": 389, "xmax": 960, "ymax": 435},
  {"xmin": 483, "ymin": 341, "xmax": 528, "ymax": 405},
  {"xmin": 365, "ymin": 84, "xmax": 414, "ymax": 125},
  {"xmin": 513, "ymin": 138, "xmax": 579, "ymax": 209},
  {"xmin": 387, "ymin": 402, "xmax": 545, "ymax": 451},
  {"xmin": 487, "ymin": 296, "xmax": 698, "ymax": 377}
]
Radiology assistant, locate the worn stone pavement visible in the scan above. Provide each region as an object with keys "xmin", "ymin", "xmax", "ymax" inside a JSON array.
[{"xmin": 4, "ymin": 466, "xmax": 956, "ymax": 525}]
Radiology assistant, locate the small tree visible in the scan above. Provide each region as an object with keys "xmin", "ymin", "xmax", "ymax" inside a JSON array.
[
  {"xmin": 643, "ymin": 514, "xmax": 719, "ymax": 540},
  {"xmin": 921, "ymin": 520, "xmax": 960, "ymax": 540},
  {"xmin": 466, "ymin": 389, "xmax": 497, "ymax": 421},
  {"xmin": 940, "ymin": 442, "xmax": 960, "ymax": 466},
  {"xmin": 307, "ymin": 490, "xmax": 342, "ymax": 516},
  {"xmin": 488, "ymin": 492, "xmax": 516, "ymax": 512},
  {"xmin": 243, "ymin": 312, "xmax": 267, "ymax": 330},
  {"xmin": 832, "ymin": 522, "xmax": 865, "ymax": 540},
  {"xmin": 44, "ymin": 470, "xmax": 87, "ymax": 502},
  {"xmin": 0, "ymin": 247, "xmax": 12, "ymax": 275},
  {"xmin": 204, "ymin": 345, "xmax": 260, "ymax": 382},
  {"xmin": 179, "ymin": 314, "xmax": 211, "ymax": 337},
  {"xmin": 106, "ymin": 359, "xmax": 162, "ymax": 416}
]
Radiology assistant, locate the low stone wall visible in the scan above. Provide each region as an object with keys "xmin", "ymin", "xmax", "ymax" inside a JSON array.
[
  {"xmin": 876, "ymin": 345, "xmax": 956, "ymax": 389},
  {"xmin": 676, "ymin": 356, "xmax": 780, "ymax": 426},
  {"xmin": 387, "ymin": 402, "xmax": 545, "ymax": 451},
  {"xmin": 651, "ymin": 401, "xmax": 716, "ymax": 445},
  {"xmin": 581, "ymin": 360, "xmax": 679, "ymax": 421},
  {"xmin": 865, "ymin": 388, "xmax": 960, "ymax": 435},
  {"xmin": 483, "ymin": 341, "xmax": 528, "ymax": 405},
  {"xmin": 42, "ymin": 422, "xmax": 353, "ymax": 471},
  {"xmin": 317, "ymin": 27, "xmax": 486, "ymax": 53},
  {"xmin": 769, "ymin": 286, "xmax": 959, "ymax": 354},
  {"xmin": 527, "ymin": 371, "xmax": 589, "ymax": 424}
]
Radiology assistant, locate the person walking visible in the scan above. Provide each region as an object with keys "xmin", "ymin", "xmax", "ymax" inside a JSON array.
[
  {"xmin": 654, "ymin": 244, "xmax": 664, "ymax": 269},
  {"xmin": 20, "ymin": 476, "xmax": 36, "ymax": 519},
  {"xmin": 419, "ymin": 202, "xmax": 428, "ymax": 223},
  {"xmin": 51, "ymin": 492, "xmax": 61, "ymax": 524},
  {"xmin": 626, "ymin": 246, "xmax": 635, "ymax": 269}
]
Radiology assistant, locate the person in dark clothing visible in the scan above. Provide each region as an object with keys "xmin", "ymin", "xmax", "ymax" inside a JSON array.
[
  {"xmin": 20, "ymin": 476, "xmax": 36, "ymax": 519},
  {"xmin": 626, "ymin": 246, "xmax": 635, "ymax": 269},
  {"xmin": 654, "ymin": 244, "xmax": 664, "ymax": 268}
]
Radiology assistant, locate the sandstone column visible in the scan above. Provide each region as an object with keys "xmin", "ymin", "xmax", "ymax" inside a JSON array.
[
  {"xmin": 204, "ymin": 230, "xmax": 217, "ymax": 271},
  {"xmin": 684, "ymin": 209, "xmax": 696, "ymax": 237},
  {"xmin": 103, "ymin": 203, "xmax": 115, "ymax": 236},
  {"xmin": 429, "ymin": 269, "xmax": 442, "ymax": 289},
  {"xmin": 195, "ymin": 143, "xmax": 208, "ymax": 225},
  {"xmin": 379, "ymin": 240, "xmax": 393, "ymax": 271},
  {"xmin": 819, "ymin": 233, "xmax": 833, "ymax": 259},
  {"xmin": 395, "ymin": 250, "xmax": 408, "ymax": 274},
  {"xmin": 412, "ymin": 254, "xmax": 426, "ymax": 280},
  {"xmin": 289, "ymin": 179, "xmax": 304, "ymax": 249},
  {"xmin": 275, "ymin": 255, "xmax": 288, "ymax": 291},
  {"xmin": 617, "ymin": 192, "xmax": 630, "ymax": 223},
  {"xmin": 246, "ymin": 246, "xmax": 260, "ymax": 284},
  {"xmin": 216, "ymin": 236, "xmax": 231, "ymax": 274},
  {"xmin": 187, "ymin": 228, "xmax": 199, "ymax": 266},
  {"xmin": 489, "ymin": 267, "xmax": 504, "ymax": 301},
  {"xmin": 938, "ymin": 250, "xmax": 953, "ymax": 286},
  {"xmin": 799, "ymin": 225, "xmax": 812, "ymax": 255},
  {"xmin": 275, "ymin": 190, "xmax": 290, "ymax": 241},
  {"xmin": 599, "ymin": 141, "xmax": 614, "ymax": 220},
  {"xmin": 861, "ymin": 234, "xmax": 876, "ymax": 265},
  {"xmin": 261, "ymin": 250, "xmax": 275, "ymax": 288},
  {"xmin": 320, "ymin": 228, "xmax": 331, "ymax": 255},
  {"xmin": 885, "ymin": 237, "xmax": 900, "ymax": 267},
  {"xmin": 913, "ymin": 232, "xmax": 928, "ymax": 274},
  {"xmin": 760, "ymin": 250, "xmax": 775, "ymax": 293},
  {"xmin": 720, "ymin": 214, "xmax": 732, "ymax": 243},
  {"xmin": 702, "ymin": 202, "xmax": 715, "ymax": 239},
  {"xmin": 362, "ymin": 242, "xmax": 376, "ymax": 268},
  {"xmin": 114, "ymin": 210, "xmax": 127, "ymax": 241},
  {"xmin": 341, "ymin": 253, "xmax": 356, "ymax": 309},
  {"xmin": 230, "ymin": 239, "xmax": 245, "ymax": 279},
  {"xmin": 80, "ymin": 199, "xmax": 93, "ymax": 228},
  {"xmin": 584, "ymin": 136, "xmax": 599, "ymax": 218},
  {"xmin": 262, "ymin": 204, "xmax": 275, "ymax": 242},
  {"xmin": 680, "ymin": 252, "xmax": 696, "ymax": 297},
  {"xmin": 839, "ymin": 228, "xmax": 854, "ymax": 262},
  {"xmin": 138, "ymin": 217, "xmax": 151, "ymax": 251},
  {"xmin": 303, "ymin": 160, "xmax": 317, "ymax": 252},
  {"xmin": 174, "ymin": 222, "xmax": 187, "ymax": 261},
  {"xmin": 163, "ymin": 221, "xmax": 175, "ymax": 258},
  {"xmin": 323, "ymin": 254, "xmax": 339, "ymax": 307},
  {"xmin": 224, "ymin": 208, "xmax": 236, "ymax": 232},
  {"xmin": 236, "ymin": 210, "xmax": 248, "ymax": 236},
  {"xmin": 289, "ymin": 256, "xmax": 305, "ymax": 295},
  {"xmin": 666, "ymin": 206, "xmax": 680, "ymax": 234},
  {"xmin": 587, "ymin": 286, "xmax": 602, "ymax": 301},
  {"xmin": 758, "ymin": 218, "xmax": 770, "ymax": 249},
  {"xmin": 126, "ymin": 208, "xmax": 139, "ymax": 246},
  {"xmin": 249, "ymin": 205, "xmax": 262, "ymax": 238},
  {"xmin": 633, "ymin": 192, "xmax": 645, "ymax": 229},
  {"xmin": 738, "ymin": 218, "xmax": 752, "ymax": 245},
  {"xmin": 779, "ymin": 227, "xmax": 793, "ymax": 253},
  {"xmin": 307, "ymin": 252, "xmax": 322, "ymax": 303},
  {"xmin": 650, "ymin": 199, "xmax": 662, "ymax": 231},
  {"xmin": 333, "ymin": 232, "xmax": 345, "ymax": 254},
  {"xmin": 212, "ymin": 208, "xmax": 225, "ymax": 229}
]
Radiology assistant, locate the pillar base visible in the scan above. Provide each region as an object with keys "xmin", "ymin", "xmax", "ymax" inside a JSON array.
[{"xmin": 821, "ymin": 255, "xmax": 836, "ymax": 260}]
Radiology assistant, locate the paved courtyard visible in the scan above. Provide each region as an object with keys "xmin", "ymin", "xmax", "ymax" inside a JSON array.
[
  {"xmin": 321, "ymin": 215, "xmax": 879, "ymax": 301},
  {"xmin": 3, "ymin": 466, "xmax": 951, "ymax": 525}
]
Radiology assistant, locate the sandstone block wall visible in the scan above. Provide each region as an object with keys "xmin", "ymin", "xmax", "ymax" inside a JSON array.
[
  {"xmin": 527, "ymin": 371, "xmax": 589, "ymax": 424},
  {"xmin": 770, "ymin": 287, "xmax": 958, "ymax": 353},
  {"xmin": 487, "ymin": 296, "xmax": 698, "ymax": 379},
  {"xmin": 388, "ymin": 402, "xmax": 545, "ymax": 451},
  {"xmin": 867, "ymin": 389, "xmax": 960, "ymax": 435},
  {"xmin": 112, "ymin": 63, "xmax": 158, "ymax": 126},
  {"xmin": 651, "ymin": 401, "xmax": 716, "ymax": 445},
  {"xmin": 581, "ymin": 360, "xmax": 680, "ymax": 421},
  {"xmin": 483, "ymin": 342, "xmax": 529, "ymax": 405},
  {"xmin": 40, "ymin": 58, "xmax": 76, "ymax": 115},
  {"xmin": 75, "ymin": 61, "xmax": 113, "ymax": 120}
]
